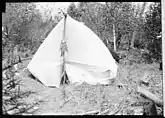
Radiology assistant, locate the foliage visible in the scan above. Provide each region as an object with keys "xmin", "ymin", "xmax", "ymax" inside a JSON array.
[
  {"xmin": 119, "ymin": 48, "xmax": 148, "ymax": 65},
  {"xmin": 2, "ymin": 2, "xmax": 162, "ymax": 115},
  {"xmin": 67, "ymin": 3, "xmax": 82, "ymax": 21},
  {"xmin": 2, "ymin": 58, "xmax": 35, "ymax": 114},
  {"xmin": 2, "ymin": 3, "xmax": 61, "ymax": 114},
  {"xmin": 67, "ymin": 2, "xmax": 141, "ymax": 50},
  {"xmin": 2, "ymin": 3, "xmax": 58, "ymax": 57},
  {"xmin": 144, "ymin": 2, "xmax": 161, "ymax": 61},
  {"xmin": 67, "ymin": 2, "xmax": 161, "ymax": 64}
]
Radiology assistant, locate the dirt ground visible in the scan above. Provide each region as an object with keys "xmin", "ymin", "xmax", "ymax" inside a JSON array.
[{"xmin": 11, "ymin": 60, "xmax": 163, "ymax": 115}]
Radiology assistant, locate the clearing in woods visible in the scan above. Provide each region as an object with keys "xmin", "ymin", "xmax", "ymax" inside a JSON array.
[{"xmin": 14, "ymin": 59, "xmax": 163, "ymax": 115}]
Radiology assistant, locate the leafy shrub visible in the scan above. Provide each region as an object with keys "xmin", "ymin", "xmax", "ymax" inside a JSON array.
[{"xmin": 119, "ymin": 49, "xmax": 147, "ymax": 65}]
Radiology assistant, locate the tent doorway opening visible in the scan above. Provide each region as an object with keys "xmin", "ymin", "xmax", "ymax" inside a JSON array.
[{"xmin": 60, "ymin": 71, "xmax": 70, "ymax": 85}]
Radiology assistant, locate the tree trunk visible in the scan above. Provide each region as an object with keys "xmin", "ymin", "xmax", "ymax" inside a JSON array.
[
  {"xmin": 116, "ymin": 33, "xmax": 122, "ymax": 50},
  {"xmin": 106, "ymin": 38, "xmax": 109, "ymax": 45},
  {"xmin": 136, "ymin": 86, "xmax": 163, "ymax": 107},
  {"xmin": 131, "ymin": 2, "xmax": 147, "ymax": 48},
  {"xmin": 105, "ymin": 2, "xmax": 116, "ymax": 51},
  {"xmin": 131, "ymin": 31, "xmax": 136, "ymax": 48},
  {"xmin": 113, "ymin": 24, "xmax": 116, "ymax": 51},
  {"xmin": 84, "ymin": 3, "xmax": 103, "ymax": 40},
  {"xmin": 106, "ymin": 2, "xmax": 116, "ymax": 52}
]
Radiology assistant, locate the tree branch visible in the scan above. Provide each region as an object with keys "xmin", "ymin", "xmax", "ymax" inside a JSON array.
[{"xmin": 136, "ymin": 86, "xmax": 163, "ymax": 107}]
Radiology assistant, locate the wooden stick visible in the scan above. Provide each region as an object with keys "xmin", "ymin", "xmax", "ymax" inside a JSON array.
[
  {"xmin": 108, "ymin": 107, "xmax": 122, "ymax": 115},
  {"xmin": 98, "ymin": 109, "xmax": 109, "ymax": 115},
  {"xmin": 59, "ymin": 10, "xmax": 67, "ymax": 86},
  {"xmin": 136, "ymin": 86, "xmax": 163, "ymax": 107},
  {"xmin": 58, "ymin": 8, "xmax": 67, "ymax": 17},
  {"xmin": 80, "ymin": 109, "xmax": 100, "ymax": 115}
]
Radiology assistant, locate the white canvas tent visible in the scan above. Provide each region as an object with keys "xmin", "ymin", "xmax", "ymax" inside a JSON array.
[{"xmin": 27, "ymin": 15, "xmax": 118, "ymax": 88}]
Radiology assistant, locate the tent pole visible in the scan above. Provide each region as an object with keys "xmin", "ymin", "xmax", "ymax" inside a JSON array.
[{"xmin": 61, "ymin": 12, "xmax": 67, "ymax": 85}]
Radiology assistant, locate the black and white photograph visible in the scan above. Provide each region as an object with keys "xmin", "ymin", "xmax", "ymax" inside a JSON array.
[{"xmin": 2, "ymin": 2, "xmax": 164, "ymax": 116}]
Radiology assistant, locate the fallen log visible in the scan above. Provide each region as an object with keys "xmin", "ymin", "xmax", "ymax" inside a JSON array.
[{"xmin": 136, "ymin": 86, "xmax": 163, "ymax": 107}]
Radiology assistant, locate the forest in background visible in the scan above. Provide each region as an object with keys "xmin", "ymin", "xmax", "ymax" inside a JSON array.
[
  {"xmin": 2, "ymin": 2, "xmax": 162, "ymax": 65},
  {"xmin": 2, "ymin": 2, "xmax": 162, "ymax": 115}
]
